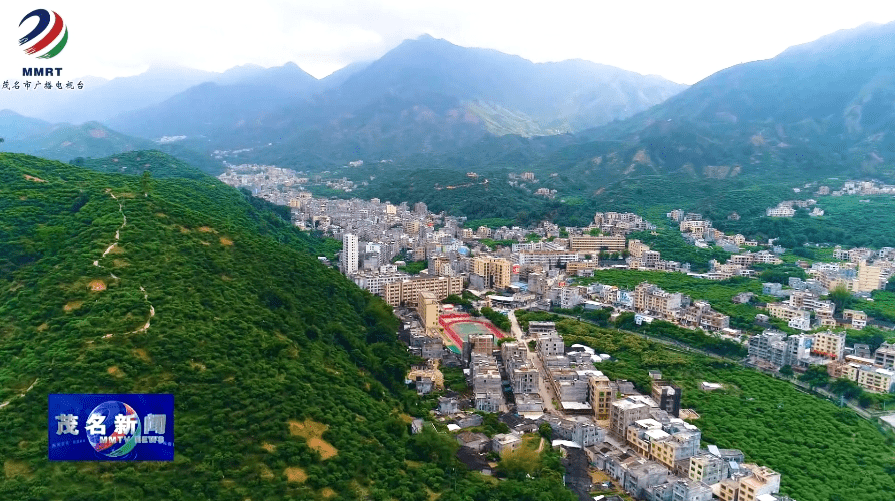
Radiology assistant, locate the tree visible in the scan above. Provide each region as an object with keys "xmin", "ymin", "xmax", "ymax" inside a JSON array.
[
  {"xmin": 830, "ymin": 378, "xmax": 863, "ymax": 400},
  {"xmin": 887, "ymin": 276, "xmax": 895, "ymax": 292},
  {"xmin": 140, "ymin": 171, "xmax": 153, "ymax": 197},
  {"xmin": 829, "ymin": 285, "xmax": 853, "ymax": 312},
  {"xmin": 538, "ymin": 422, "xmax": 553, "ymax": 440},
  {"xmin": 799, "ymin": 365, "xmax": 830, "ymax": 388},
  {"xmin": 408, "ymin": 428, "xmax": 458, "ymax": 468},
  {"xmin": 779, "ymin": 365, "xmax": 794, "ymax": 377}
]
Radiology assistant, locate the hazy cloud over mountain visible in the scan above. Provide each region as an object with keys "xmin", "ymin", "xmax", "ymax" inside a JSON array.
[{"xmin": 3, "ymin": 1, "xmax": 895, "ymax": 84}]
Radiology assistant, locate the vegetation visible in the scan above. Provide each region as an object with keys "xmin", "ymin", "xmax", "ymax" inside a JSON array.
[
  {"xmin": 441, "ymin": 366, "xmax": 468, "ymax": 393},
  {"xmin": 722, "ymin": 196, "xmax": 895, "ymax": 248},
  {"xmin": 627, "ymin": 229, "xmax": 731, "ymax": 272},
  {"xmin": 575, "ymin": 269, "xmax": 773, "ymax": 332},
  {"xmin": 479, "ymin": 238, "xmax": 516, "ymax": 249},
  {"xmin": 515, "ymin": 311, "xmax": 895, "ymax": 501},
  {"xmin": 75, "ymin": 150, "xmax": 209, "ymax": 180},
  {"xmin": 0, "ymin": 153, "xmax": 573, "ymax": 501},
  {"xmin": 615, "ymin": 312, "xmax": 747, "ymax": 358},
  {"xmin": 398, "ymin": 260, "xmax": 428, "ymax": 275},
  {"xmin": 479, "ymin": 307, "xmax": 511, "ymax": 332}
]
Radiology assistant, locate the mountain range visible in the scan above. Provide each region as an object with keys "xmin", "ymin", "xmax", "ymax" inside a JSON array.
[
  {"xmin": 496, "ymin": 21, "xmax": 895, "ymax": 184},
  {"xmin": 3, "ymin": 23, "xmax": 895, "ymax": 184},
  {"xmin": 1, "ymin": 35, "xmax": 684, "ymax": 170}
]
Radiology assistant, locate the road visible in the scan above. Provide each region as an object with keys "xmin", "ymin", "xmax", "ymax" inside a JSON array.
[
  {"xmin": 545, "ymin": 311, "xmax": 887, "ymax": 424},
  {"xmin": 548, "ymin": 311, "xmax": 730, "ymax": 361},
  {"xmin": 508, "ymin": 309, "xmax": 558, "ymax": 413}
]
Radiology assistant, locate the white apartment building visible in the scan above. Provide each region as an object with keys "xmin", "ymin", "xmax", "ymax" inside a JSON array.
[{"xmin": 342, "ymin": 233, "xmax": 359, "ymax": 275}]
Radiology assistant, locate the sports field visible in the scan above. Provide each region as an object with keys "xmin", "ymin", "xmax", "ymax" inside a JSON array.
[{"xmin": 439, "ymin": 313, "xmax": 505, "ymax": 354}]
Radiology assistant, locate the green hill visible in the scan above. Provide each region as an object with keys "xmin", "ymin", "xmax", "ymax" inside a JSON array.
[
  {"xmin": 73, "ymin": 150, "xmax": 209, "ymax": 180},
  {"xmin": 0, "ymin": 153, "xmax": 573, "ymax": 501}
]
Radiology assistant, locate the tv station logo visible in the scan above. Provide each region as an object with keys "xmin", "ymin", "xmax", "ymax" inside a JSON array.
[
  {"xmin": 49, "ymin": 394, "xmax": 174, "ymax": 461},
  {"xmin": 5, "ymin": 8, "xmax": 82, "ymax": 91},
  {"xmin": 19, "ymin": 9, "xmax": 68, "ymax": 59}
]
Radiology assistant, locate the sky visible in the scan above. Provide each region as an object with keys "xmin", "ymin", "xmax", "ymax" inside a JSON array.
[{"xmin": 5, "ymin": 0, "xmax": 895, "ymax": 84}]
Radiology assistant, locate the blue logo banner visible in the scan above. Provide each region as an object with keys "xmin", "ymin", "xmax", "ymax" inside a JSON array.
[{"xmin": 48, "ymin": 394, "xmax": 174, "ymax": 461}]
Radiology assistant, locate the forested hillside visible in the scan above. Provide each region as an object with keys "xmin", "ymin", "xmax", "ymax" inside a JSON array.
[{"xmin": 0, "ymin": 154, "xmax": 572, "ymax": 501}]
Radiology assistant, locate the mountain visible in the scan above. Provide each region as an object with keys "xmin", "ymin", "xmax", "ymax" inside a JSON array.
[
  {"xmin": 559, "ymin": 21, "xmax": 895, "ymax": 183},
  {"xmin": 0, "ymin": 66, "xmax": 221, "ymax": 124},
  {"xmin": 0, "ymin": 63, "xmax": 320, "ymax": 127},
  {"xmin": 0, "ymin": 152, "xmax": 575, "ymax": 500},
  {"xmin": 0, "ymin": 110, "xmax": 227, "ymax": 175},
  {"xmin": 106, "ymin": 63, "xmax": 319, "ymax": 143},
  {"xmin": 0, "ymin": 111, "xmax": 156, "ymax": 160},
  {"xmin": 107, "ymin": 35, "xmax": 685, "ymax": 168},
  {"xmin": 328, "ymin": 35, "xmax": 684, "ymax": 133}
]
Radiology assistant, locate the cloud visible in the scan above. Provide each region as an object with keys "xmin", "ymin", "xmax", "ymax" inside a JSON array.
[{"xmin": 4, "ymin": 0, "xmax": 895, "ymax": 83}]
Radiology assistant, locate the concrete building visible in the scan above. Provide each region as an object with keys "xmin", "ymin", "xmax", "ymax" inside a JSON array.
[
  {"xmin": 652, "ymin": 381, "xmax": 682, "ymax": 418},
  {"xmin": 472, "ymin": 256, "xmax": 512, "ymax": 289},
  {"xmin": 492, "ymin": 433, "xmax": 523, "ymax": 456},
  {"xmin": 465, "ymin": 334, "xmax": 495, "ymax": 360},
  {"xmin": 341, "ymin": 233, "xmax": 359, "ymax": 275},
  {"xmin": 679, "ymin": 301, "xmax": 730, "ymax": 332},
  {"xmin": 843, "ymin": 309, "xmax": 868, "ymax": 329},
  {"xmin": 383, "ymin": 276, "xmax": 464, "ymax": 306},
  {"xmin": 875, "ymin": 343, "xmax": 895, "ymax": 369},
  {"xmin": 417, "ymin": 291, "xmax": 441, "ymax": 331},
  {"xmin": 528, "ymin": 321, "xmax": 557, "ymax": 335},
  {"xmin": 518, "ymin": 250, "xmax": 581, "ymax": 268},
  {"xmin": 634, "ymin": 282, "xmax": 683, "ymax": 321},
  {"xmin": 718, "ymin": 465, "xmax": 782, "ymax": 501},
  {"xmin": 688, "ymin": 453, "xmax": 728, "ymax": 485},
  {"xmin": 470, "ymin": 355, "xmax": 503, "ymax": 412},
  {"xmin": 856, "ymin": 262, "xmax": 884, "ymax": 293},
  {"xmin": 766, "ymin": 206, "xmax": 796, "ymax": 217},
  {"xmin": 813, "ymin": 330, "xmax": 846, "ymax": 360},
  {"xmin": 352, "ymin": 270, "xmax": 409, "ymax": 295},
  {"xmin": 748, "ymin": 331, "xmax": 815, "ymax": 369},
  {"xmin": 537, "ymin": 332, "xmax": 565, "ymax": 357},
  {"xmin": 609, "ymin": 396, "xmax": 657, "ymax": 438},
  {"xmin": 569, "ymin": 234, "xmax": 627, "ymax": 253},
  {"xmin": 589, "ymin": 374, "xmax": 617, "ymax": 420}
]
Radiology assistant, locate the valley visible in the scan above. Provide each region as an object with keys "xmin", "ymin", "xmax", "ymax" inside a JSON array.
[{"xmin": 4, "ymin": 9, "xmax": 895, "ymax": 501}]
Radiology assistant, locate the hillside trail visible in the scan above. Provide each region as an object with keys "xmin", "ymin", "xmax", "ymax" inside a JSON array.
[
  {"xmin": 0, "ymin": 378, "xmax": 38, "ymax": 410},
  {"xmin": 94, "ymin": 190, "xmax": 155, "ymax": 339}
]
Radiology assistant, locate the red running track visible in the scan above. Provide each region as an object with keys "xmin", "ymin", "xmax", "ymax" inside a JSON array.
[{"xmin": 438, "ymin": 313, "xmax": 505, "ymax": 349}]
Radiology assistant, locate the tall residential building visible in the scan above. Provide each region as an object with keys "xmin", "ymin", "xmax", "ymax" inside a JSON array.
[
  {"xmin": 609, "ymin": 396, "xmax": 656, "ymax": 438},
  {"xmin": 875, "ymin": 343, "xmax": 895, "ymax": 369},
  {"xmin": 342, "ymin": 233, "xmax": 359, "ymax": 275},
  {"xmin": 589, "ymin": 374, "xmax": 617, "ymax": 420},
  {"xmin": 719, "ymin": 465, "xmax": 782, "ymax": 501},
  {"xmin": 813, "ymin": 330, "xmax": 846, "ymax": 360},
  {"xmin": 417, "ymin": 291, "xmax": 441, "ymax": 331},
  {"xmin": 472, "ymin": 256, "xmax": 512, "ymax": 289},
  {"xmin": 856, "ymin": 262, "xmax": 884, "ymax": 292},
  {"xmin": 634, "ymin": 282, "xmax": 683, "ymax": 320},
  {"xmin": 383, "ymin": 276, "xmax": 464, "ymax": 307},
  {"xmin": 569, "ymin": 234, "xmax": 626, "ymax": 253},
  {"xmin": 651, "ymin": 381, "xmax": 682, "ymax": 417}
]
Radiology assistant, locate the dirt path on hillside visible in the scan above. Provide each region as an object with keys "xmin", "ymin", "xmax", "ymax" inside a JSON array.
[
  {"xmin": 0, "ymin": 378, "xmax": 38, "ymax": 411},
  {"xmin": 93, "ymin": 190, "xmax": 155, "ymax": 339}
]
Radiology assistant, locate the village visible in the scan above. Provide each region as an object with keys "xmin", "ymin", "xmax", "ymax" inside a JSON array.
[{"xmin": 218, "ymin": 170, "xmax": 895, "ymax": 500}]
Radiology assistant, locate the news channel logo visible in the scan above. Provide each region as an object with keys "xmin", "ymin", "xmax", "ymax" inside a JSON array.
[
  {"xmin": 18, "ymin": 9, "xmax": 69, "ymax": 59},
  {"xmin": 49, "ymin": 394, "xmax": 174, "ymax": 461}
]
